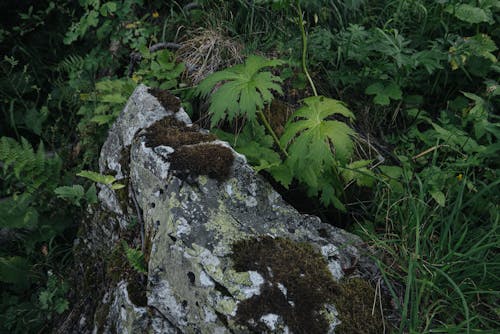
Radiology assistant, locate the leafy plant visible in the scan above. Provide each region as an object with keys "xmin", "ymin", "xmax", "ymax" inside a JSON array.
[
  {"xmin": 0, "ymin": 137, "xmax": 62, "ymax": 229},
  {"xmin": 279, "ymin": 96, "xmax": 357, "ymax": 209},
  {"xmin": 133, "ymin": 49, "xmax": 185, "ymax": 90},
  {"xmin": 0, "ymin": 137, "xmax": 61, "ymax": 195},
  {"xmin": 54, "ymin": 184, "xmax": 97, "ymax": 207},
  {"xmin": 122, "ymin": 241, "xmax": 147, "ymax": 274},
  {"xmin": 197, "ymin": 55, "xmax": 284, "ymax": 126},
  {"xmin": 38, "ymin": 271, "xmax": 69, "ymax": 317},
  {"xmin": 214, "ymin": 122, "xmax": 281, "ymax": 171},
  {"xmin": 78, "ymin": 78, "xmax": 136, "ymax": 127},
  {"xmin": 365, "ymin": 81, "xmax": 402, "ymax": 106},
  {"xmin": 77, "ymin": 170, "xmax": 125, "ymax": 190}
]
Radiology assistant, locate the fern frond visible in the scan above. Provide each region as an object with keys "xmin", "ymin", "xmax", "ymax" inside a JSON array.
[
  {"xmin": 57, "ymin": 54, "xmax": 85, "ymax": 73},
  {"xmin": 0, "ymin": 136, "xmax": 62, "ymax": 194},
  {"xmin": 122, "ymin": 241, "xmax": 147, "ymax": 274}
]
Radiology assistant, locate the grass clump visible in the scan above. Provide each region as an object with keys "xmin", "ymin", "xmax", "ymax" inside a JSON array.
[{"xmin": 361, "ymin": 171, "xmax": 499, "ymax": 332}]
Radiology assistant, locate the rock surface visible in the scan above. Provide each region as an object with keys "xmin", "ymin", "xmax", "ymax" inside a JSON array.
[{"xmin": 63, "ymin": 85, "xmax": 382, "ymax": 334}]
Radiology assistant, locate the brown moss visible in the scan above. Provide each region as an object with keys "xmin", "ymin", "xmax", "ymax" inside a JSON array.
[
  {"xmin": 231, "ymin": 236, "xmax": 339, "ymax": 334},
  {"xmin": 170, "ymin": 144, "xmax": 234, "ymax": 181},
  {"xmin": 148, "ymin": 88, "xmax": 181, "ymax": 112},
  {"xmin": 231, "ymin": 236, "xmax": 385, "ymax": 334},
  {"xmin": 144, "ymin": 116, "xmax": 216, "ymax": 149},
  {"xmin": 335, "ymin": 278, "xmax": 385, "ymax": 334}
]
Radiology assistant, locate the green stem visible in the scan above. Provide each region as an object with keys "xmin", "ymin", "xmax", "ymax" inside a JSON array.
[
  {"xmin": 296, "ymin": 1, "xmax": 317, "ymax": 97},
  {"xmin": 257, "ymin": 110, "xmax": 288, "ymax": 157}
]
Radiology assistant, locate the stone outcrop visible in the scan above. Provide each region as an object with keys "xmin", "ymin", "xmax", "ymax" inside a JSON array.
[{"xmin": 62, "ymin": 85, "xmax": 383, "ymax": 334}]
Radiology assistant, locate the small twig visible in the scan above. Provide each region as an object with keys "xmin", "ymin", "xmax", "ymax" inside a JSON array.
[{"xmin": 411, "ymin": 144, "xmax": 449, "ymax": 161}]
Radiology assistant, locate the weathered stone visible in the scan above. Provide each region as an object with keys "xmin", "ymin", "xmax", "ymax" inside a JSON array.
[{"xmin": 68, "ymin": 85, "xmax": 382, "ymax": 334}]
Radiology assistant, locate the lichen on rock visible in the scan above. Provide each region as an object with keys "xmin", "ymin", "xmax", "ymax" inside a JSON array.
[{"xmin": 68, "ymin": 85, "xmax": 384, "ymax": 334}]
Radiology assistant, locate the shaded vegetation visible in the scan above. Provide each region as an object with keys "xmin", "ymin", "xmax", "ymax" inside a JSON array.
[{"xmin": 0, "ymin": 0, "xmax": 498, "ymax": 333}]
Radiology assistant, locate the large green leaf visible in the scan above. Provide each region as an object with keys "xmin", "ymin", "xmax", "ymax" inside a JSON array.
[
  {"xmin": 280, "ymin": 96, "xmax": 356, "ymax": 209},
  {"xmin": 76, "ymin": 170, "xmax": 116, "ymax": 184},
  {"xmin": 197, "ymin": 55, "xmax": 284, "ymax": 126},
  {"xmin": 446, "ymin": 4, "xmax": 495, "ymax": 24},
  {"xmin": 281, "ymin": 96, "xmax": 355, "ymax": 165}
]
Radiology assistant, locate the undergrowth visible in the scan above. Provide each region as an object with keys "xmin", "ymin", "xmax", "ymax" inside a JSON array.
[{"xmin": 0, "ymin": 0, "xmax": 498, "ymax": 332}]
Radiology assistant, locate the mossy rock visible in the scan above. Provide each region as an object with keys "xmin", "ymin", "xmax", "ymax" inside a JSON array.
[
  {"xmin": 148, "ymin": 88, "xmax": 181, "ymax": 112},
  {"xmin": 231, "ymin": 236, "xmax": 385, "ymax": 334},
  {"xmin": 232, "ymin": 236, "xmax": 339, "ymax": 333},
  {"xmin": 144, "ymin": 115, "xmax": 216, "ymax": 149}
]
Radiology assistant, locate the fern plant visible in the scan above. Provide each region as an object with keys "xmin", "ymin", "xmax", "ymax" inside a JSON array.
[
  {"xmin": 122, "ymin": 241, "xmax": 147, "ymax": 274},
  {"xmin": 0, "ymin": 136, "xmax": 62, "ymax": 196}
]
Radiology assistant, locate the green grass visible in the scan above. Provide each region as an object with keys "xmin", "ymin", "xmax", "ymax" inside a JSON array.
[{"xmin": 363, "ymin": 171, "xmax": 499, "ymax": 333}]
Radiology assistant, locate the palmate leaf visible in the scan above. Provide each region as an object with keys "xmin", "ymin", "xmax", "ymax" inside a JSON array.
[
  {"xmin": 197, "ymin": 55, "xmax": 284, "ymax": 127},
  {"xmin": 280, "ymin": 96, "xmax": 357, "ymax": 209},
  {"xmin": 281, "ymin": 96, "xmax": 356, "ymax": 165}
]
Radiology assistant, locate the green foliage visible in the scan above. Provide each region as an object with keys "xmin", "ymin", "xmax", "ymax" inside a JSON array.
[
  {"xmin": 77, "ymin": 170, "xmax": 125, "ymax": 190},
  {"xmin": 197, "ymin": 55, "xmax": 284, "ymax": 126},
  {"xmin": 0, "ymin": 256, "xmax": 31, "ymax": 288},
  {"xmin": 214, "ymin": 122, "xmax": 281, "ymax": 171},
  {"xmin": 78, "ymin": 78, "xmax": 136, "ymax": 127},
  {"xmin": 365, "ymin": 81, "xmax": 402, "ymax": 106},
  {"xmin": 64, "ymin": 0, "xmax": 135, "ymax": 45},
  {"xmin": 445, "ymin": 2, "xmax": 498, "ymax": 24},
  {"xmin": 0, "ymin": 58, "xmax": 47, "ymax": 138},
  {"xmin": 364, "ymin": 167, "xmax": 499, "ymax": 332},
  {"xmin": 0, "ymin": 194, "xmax": 39, "ymax": 229},
  {"xmin": 133, "ymin": 49, "xmax": 186, "ymax": 90},
  {"xmin": 0, "ymin": 137, "xmax": 61, "ymax": 195},
  {"xmin": 38, "ymin": 271, "xmax": 69, "ymax": 317},
  {"xmin": 340, "ymin": 160, "xmax": 375, "ymax": 188},
  {"xmin": 54, "ymin": 184, "xmax": 97, "ymax": 207},
  {"xmin": 448, "ymin": 33, "xmax": 498, "ymax": 70},
  {"xmin": 1, "ymin": 0, "xmax": 498, "ymax": 332},
  {"xmin": 280, "ymin": 96, "xmax": 356, "ymax": 208},
  {"xmin": 122, "ymin": 241, "xmax": 147, "ymax": 274}
]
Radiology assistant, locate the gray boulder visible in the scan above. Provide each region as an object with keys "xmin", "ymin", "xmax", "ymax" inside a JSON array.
[{"xmin": 64, "ymin": 85, "xmax": 383, "ymax": 334}]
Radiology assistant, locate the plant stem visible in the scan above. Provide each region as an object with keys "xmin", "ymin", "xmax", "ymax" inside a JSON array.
[
  {"xmin": 257, "ymin": 110, "xmax": 288, "ymax": 157},
  {"xmin": 296, "ymin": 1, "xmax": 318, "ymax": 97}
]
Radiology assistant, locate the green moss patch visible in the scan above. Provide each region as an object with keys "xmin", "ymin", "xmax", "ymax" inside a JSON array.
[
  {"xmin": 148, "ymin": 88, "xmax": 181, "ymax": 112},
  {"xmin": 144, "ymin": 116, "xmax": 216, "ymax": 148},
  {"xmin": 231, "ymin": 236, "xmax": 385, "ymax": 334},
  {"xmin": 170, "ymin": 144, "xmax": 234, "ymax": 181}
]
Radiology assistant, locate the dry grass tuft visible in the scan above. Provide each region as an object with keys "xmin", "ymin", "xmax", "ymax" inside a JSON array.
[{"xmin": 176, "ymin": 28, "xmax": 244, "ymax": 84}]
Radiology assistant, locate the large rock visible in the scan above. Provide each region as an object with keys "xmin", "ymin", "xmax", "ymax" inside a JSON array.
[{"xmin": 64, "ymin": 85, "xmax": 383, "ymax": 334}]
